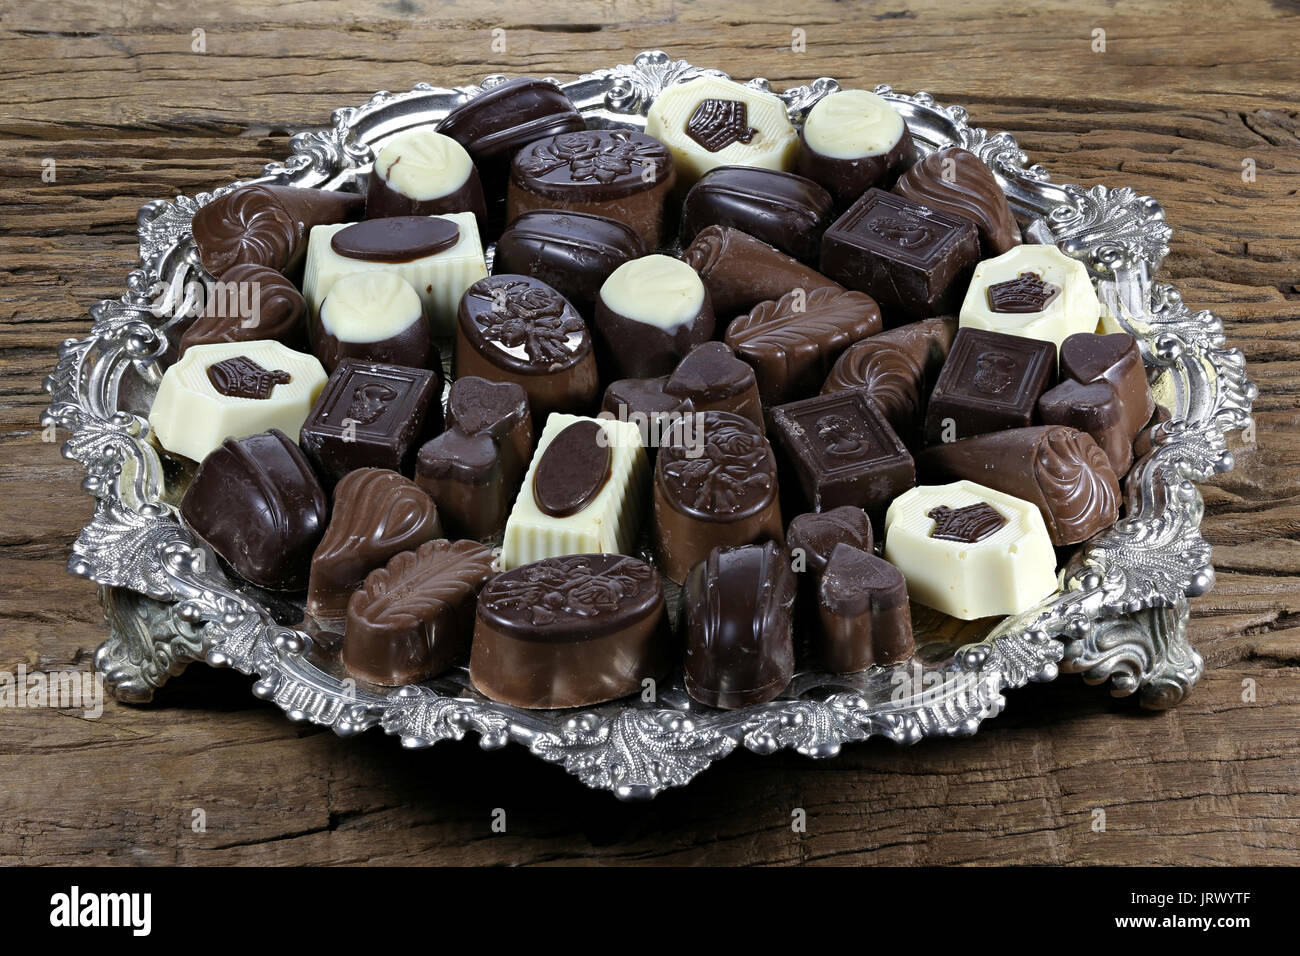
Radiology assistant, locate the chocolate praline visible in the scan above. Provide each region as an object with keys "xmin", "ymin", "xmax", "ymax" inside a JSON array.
[
  {"xmin": 682, "ymin": 225, "xmax": 844, "ymax": 321},
  {"xmin": 365, "ymin": 126, "xmax": 487, "ymax": 230},
  {"xmin": 179, "ymin": 262, "xmax": 308, "ymax": 357},
  {"xmin": 680, "ymin": 166, "xmax": 835, "ymax": 265},
  {"xmin": 593, "ymin": 254, "xmax": 715, "ymax": 379},
  {"xmin": 796, "ymin": 89, "xmax": 915, "ymax": 210}
]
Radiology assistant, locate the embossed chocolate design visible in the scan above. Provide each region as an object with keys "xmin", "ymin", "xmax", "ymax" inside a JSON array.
[
  {"xmin": 205, "ymin": 355, "xmax": 291, "ymax": 399},
  {"xmin": 986, "ymin": 271, "xmax": 1061, "ymax": 314},
  {"xmin": 306, "ymin": 468, "xmax": 443, "ymax": 620},
  {"xmin": 342, "ymin": 538, "xmax": 496, "ymax": 687},
  {"xmin": 892, "ymin": 145, "xmax": 1022, "ymax": 257},
  {"xmin": 926, "ymin": 502, "xmax": 1006, "ymax": 543},
  {"xmin": 532, "ymin": 420, "xmax": 612, "ymax": 517},
  {"xmin": 191, "ymin": 184, "xmax": 364, "ymax": 278},
  {"xmin": 686, "ymin": 99, "xmax": 756, "ymax": 152},
  {"xmin": 917, "ymin": 425, "xmax": 1120, "ymax": 545},
  {"xmin": 179, "ymin": 262, "xmax": 307, "ymax": 357},
  {"xmin": 462, "ymin": 277, "xmax": 588, "ymax": 369},
  {"xmin": 516, "ymin": 130, "xmax": 666, "ymax": 186},
  {"xmin": 820, "ymin": 188, "xmax": 980, "ymax": 323},
  {"xmin": 725, "ymin": 286, "xmax": 882, "ymax": 405},
  {"xmin": 470, "ymin": 554, "xmax": 671, "ymax": 710},
  {"xmin": 330, "ymin": 216, "xmax": 460, "ymax": 262}
]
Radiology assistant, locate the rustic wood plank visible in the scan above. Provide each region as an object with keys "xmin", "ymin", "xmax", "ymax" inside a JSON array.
[{"xmin": 1, "ymin": 1, "xmax": 1297, "ymax": 865}]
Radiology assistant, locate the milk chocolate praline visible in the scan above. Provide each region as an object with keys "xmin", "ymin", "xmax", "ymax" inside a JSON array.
[
  {"xmin": 179, "ymin": 262, "xmax": 308, "ymax": 357},
  {"xmin": 470, "ymin": 554, "xmax": 672, "ymax": 709},
  {"xmin": 680, "ymin": 166, "xmax": 835, "ymax": 265},
  {"xmin": 652, "ymin": 410, "xmax": 784, "ymax": 584},
  {"xmin": 893, "ymin": 146, "xmax": 1022, "ymax": 257},
  {"xmin": 455, "ymin": 274, "xmax": 599, "ymax": 426},
  {"xmin": 682, "ymin": 541, "xmax": 796, "ymax": 710},
  {"xmin": 493, "ymin": 209, "xmax": 646, "ymax": 319},
  {"xmin": 682, "ymin": 225, "xmax": 844, "ymax": 320},
  {"xmin": 508, "ymin": 130, "xmax": 675, "ymax": 249}
]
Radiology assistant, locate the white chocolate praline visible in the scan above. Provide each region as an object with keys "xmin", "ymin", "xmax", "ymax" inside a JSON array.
[
  {"xmin": 599, "ymin": 254, "xmax": 706, "ymax": 328},
  {"xmin": 501, "ymin": 414, "xmax": 649, "ymax": 570},
  {"xmin": 803, "ymin": 89, "xmax": 906, "ymax": 160},
  {"xmin": 883, "ymin": 480, "xmax": 1058, "ymax": 620},
  {"xmin": 644, "ymin": 75, "xmax": 799, "ymax": 184},
  {"xmin": 374, "ymin": 127, "xmax": 473, "ymax": 200},
  {"xmin": 148, "ymin": 340, "xmax": 327, "ymax": 463},
  {"xmin": 301, "ymin": 211, "xmax": 487, "ymax": 335},
  {"xmin": 958, "ymin": 244, "xmax": 1101, "ymax": 354},
  {"xmin": 319, "ymin": 272, "xmax": 423, "ymax": 343}
]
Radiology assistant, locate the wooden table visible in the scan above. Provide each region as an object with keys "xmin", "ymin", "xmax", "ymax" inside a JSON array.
[{"xmin": 2, "ymin": 0, "xmax": 1297, "ymax": 866}]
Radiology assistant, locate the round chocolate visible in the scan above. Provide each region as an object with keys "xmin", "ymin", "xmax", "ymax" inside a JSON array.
[
  {"xmin": 458, "ymin": 274, "xmax": 590, "ymax": 375},
  {"xmin": 594, "ymin": 254, "xmax": 715, "ymax": 379},
  {"xmin": 680, "ymin": 166, "xmax": 835, "ymax": 265},
  {"xmin": 366, "ymin": 127, "xmax": 487, "ymax": 226},
  {"xmin": 493, "ymin": 209, "xmax": 646, "ymax": 319},
  {"xmin": 532, "ymin": 420, "xmax": 612, "ymax": 517},
  {"xmin": 511, "ymin": 130, "xmax": 673, "ymax": 201},
  {"xmin": 312, "ymin": 272, "xmax": 434, "ymax": 372},
  {"xmin": 796, "ymin": 89, "xmax": 915, "ymax": 209},
  {"xmin": 330, "ymin": 216, "xmax": 460, "ymax": 262},
  {"xmin": 657, "ymin": 410, "xmax": 778, "ymax": 523}
]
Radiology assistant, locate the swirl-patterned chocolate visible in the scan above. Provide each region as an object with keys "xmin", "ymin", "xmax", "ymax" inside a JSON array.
[
  {"xmin": 179, "ymin": 262, "xmax": 307, "ymax": 356},
  {"xmin": 822, "ymin": 339, "xmax": 924, "ymax": 439},
  {"xmin": 892, "ymin": 146, "xmax": 1021, "ymax": 256},
  {"xmin": 1032, "ymin": 426, "xmax": 1120, "ymax": 543},
  {"xmin": 191, "ymin": 184, "xmax": 363, "ymax": 278},
  {"xmin": 680, "ymin": 224, "xmax": 727, "ymax": 275}
]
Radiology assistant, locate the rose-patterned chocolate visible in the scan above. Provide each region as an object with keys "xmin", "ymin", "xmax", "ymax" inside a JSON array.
[
  {"xmin": 455, "ymin": 274, "xmax": 599, "ymax": 426},
  {"xmin": 470, "ymin": 554, "xmax": 672, "ymax": 709},
  {"xmin": 651, "ymin": 410, "xmax": 784, "ymax": 584},
  {"xmin": 508, "ymin": 130, "xmax": 675, "ymax": 249}
]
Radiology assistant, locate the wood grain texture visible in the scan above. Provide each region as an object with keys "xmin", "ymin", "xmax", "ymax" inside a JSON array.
[{"xmin": 1, "ymin": 0, "xmax": 1297, "ymax": 866}]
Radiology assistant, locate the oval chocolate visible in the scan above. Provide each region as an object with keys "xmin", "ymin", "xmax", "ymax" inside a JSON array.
[
  {"xmin": 532, "ymin": 420, "xmax": 611, "ymax": 517},
  {"xmin": 330, "ymin": 215, "xmax": 459, "ymax": 262}
]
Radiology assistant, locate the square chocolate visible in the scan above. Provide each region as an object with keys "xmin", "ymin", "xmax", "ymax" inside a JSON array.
[
  {"xmin": 770, "ymin": 388, "xmax": 915, "ymax": 521},
  {"xmin": 299, "ymin": 359, "xmax": 442, "ymax": 484},
  {"xmin": 819, "ymin": 188, "xmax": 979, "ymax": 323},
  {"xmin": 923, "ymin": 328, "xmax": 1055, "ymax": 445}
]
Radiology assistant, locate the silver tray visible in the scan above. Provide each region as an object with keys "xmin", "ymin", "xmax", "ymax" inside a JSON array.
[{"xmin": 43, "ymin": 51, "xmax": 1255, "ymax": 799}]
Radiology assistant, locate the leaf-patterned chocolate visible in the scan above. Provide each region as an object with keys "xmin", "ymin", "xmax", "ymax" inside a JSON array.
[
  {"xmin": 341, "ymin": 538, "xmax": 495, "ymax": 686},
  {"xmin": 724, "ymin": 286, "xmax": 882, "ymax": 404},
  {"xmin": 306, "ymin": 469, "xmax": 443, "ymax": 620}
]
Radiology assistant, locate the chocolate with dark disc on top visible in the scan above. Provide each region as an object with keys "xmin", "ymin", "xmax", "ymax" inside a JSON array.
[
  {"xmin": 663, "ymin": 341, "xmax": 764, "ymax": 430},
  {"xmin": 179, "ymin": 262, "xmax": 307, "ymax": 357},
  {"xmin": 821, "ymin": 316, "xmax": 957, "ymax": 444},
  {"xmin": 416, "ymin": 376, "xmax": 532, "ymax": 539},
  {"xmin": 682, "ymin": 224, "xmax": 844, "ymax": 320},
  {"xmin": 311, "ymin": 271, "xmax": 436, "ymax": 373},
  {"xmin": 680, "ymin": 166, "xmax": 835, "ymax": 265},
  {"xmin": 305, "ymin": 468, "xmax": 443, "ymax": 620},
  {"xmin": 341, "ymin": 538, "xmax": 495, "ymax": 687},
  {"xmin": 507, "ymin": 130, "xmax": 675, "ymax": 249},
  {"xmin": 724, "ymin": 286, "xmax": 881, "ymax": 405},
  {"xmin": 796, "ymin": 89, "xmax": 915, "ymax": 210},
  {"xmin": 817, "ymin": 543, "xmax": 914, "ymax": 674},
  {"xmin": 330, "ymin": 216, "xmax": 460, "ymax": 262},
  {"xmin": 682, "ymin": 541, "xmax": 796, "ymax": 710},
  {"xmin": 455, "ymin": 274, "xmax": 599, "ymax": 426},
  {"xmin": 923, "ymin": 327, "xmax": 1056, "ymax": 445},
  {"xmin": 820, "ymin": 188, "xmax": 980, "ymax": 323},
  {"xmin": 435, "ymin": 77, "xmax": 585, "ymax": 234},
  {"xmin": 892, "ymin": 146, "xmax": 1022, "ymax": 257},
  {"xmin": 532, "ymin": 420, "xmax": 611, "ymax": 517},
  {"xmin": 365, "ymin": 126, "xmax": 487, "ymax": 227},
  {"xmin": 770, "ymin": 388, "xmax": 915, "ymax": 523},
  {"xmin": 470, "ymin": 554, "xmax": 672, "ymax": 710},
  {"xmin": 652, "ymin": 410, "xmax": 784, "ymax": 584},
  {"xmin": 917, "ymin": 425, "xmax": 1120, "ymax": 546},
  {"xmin": 299, "ymin": 359, "xmax": 441, "ymax": 485},
  {"xmin": 492, "ymin": 210, "xmax": 646, "ymax": 320},
  {"xmin": 593, "ymin": 254, "xmax": 715, "ymax": 379},
  {"xmin": 191, "ymin": 184, "xmax": 364, "ymax": 278},
  {"xmin": 179, "ymin": 429, "xmax": 328, "ymax": 591}
]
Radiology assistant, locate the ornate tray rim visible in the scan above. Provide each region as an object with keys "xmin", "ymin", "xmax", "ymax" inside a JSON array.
[{"xmin": 42, "ymin": 50, "xmax": 1255, "ymax": 799}]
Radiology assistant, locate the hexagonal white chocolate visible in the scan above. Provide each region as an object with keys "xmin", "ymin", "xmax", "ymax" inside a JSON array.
[
  {"xmin": 644, "ymin": 75, "xmax": 799, "ymax": 185},
  {"xmin": 501, "ymin": 414, "xmax": 648, "ymax": 570},
  {"xmin": 301, "ymin": 211, "xmax": 486, "ymax": 335},
  {"xmin": 958, "ymin": 244, "xmax": 1101, "ymax": 354},
  {"xmin": 883, "ymin": 479, "xmax": 1057, "ymax": 620},
  {"xmin": 148, "ymin": 340, "xmax": 327, "ymax": 462}
]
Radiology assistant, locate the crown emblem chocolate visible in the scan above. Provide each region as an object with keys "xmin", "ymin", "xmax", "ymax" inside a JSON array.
[{"xmin": 985, "ymin": 271, "xmax": 1061, "ymax": 313}]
